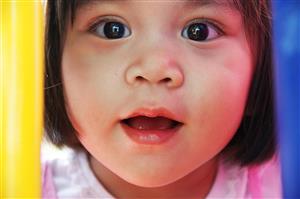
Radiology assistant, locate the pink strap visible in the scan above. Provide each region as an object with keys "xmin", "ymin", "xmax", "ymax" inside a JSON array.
[{"xmin": 42, "ymin": 162, "xmax": 57, "ymax": 199}]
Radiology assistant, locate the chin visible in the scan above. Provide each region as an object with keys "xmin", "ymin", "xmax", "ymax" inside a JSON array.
[{"xmin": 117, "ymin": 166, "xmax": 187, "ymax": 188}]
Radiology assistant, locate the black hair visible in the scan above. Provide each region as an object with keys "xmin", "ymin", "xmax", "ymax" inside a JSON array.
[{"xmin": 44, "ymin": 0, "xmax": 276, "ymax": 166}]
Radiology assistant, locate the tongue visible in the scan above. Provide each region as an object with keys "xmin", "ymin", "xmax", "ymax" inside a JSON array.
[{"xmin": 126, "ymin": 116, "xmax": 176, "ymax": 130}]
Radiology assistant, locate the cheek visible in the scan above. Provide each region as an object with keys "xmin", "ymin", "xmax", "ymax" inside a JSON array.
[
  {"xmin": 61, "ymin": 44, "xmax": 120, "ymax": 135},
  {"xmin": 184, "ymin": 46, "xmax": 253, "ymax": 155}
]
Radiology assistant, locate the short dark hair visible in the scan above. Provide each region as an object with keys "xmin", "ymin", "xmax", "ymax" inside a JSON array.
[{"xmin": 44, "ymin": 0, "xmax": 276, "ymax": 166}]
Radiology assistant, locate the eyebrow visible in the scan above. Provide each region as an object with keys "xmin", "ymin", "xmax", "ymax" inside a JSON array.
[{"xmin": 186, "ymin": 0, "xmax": 232, "ymax": 6}]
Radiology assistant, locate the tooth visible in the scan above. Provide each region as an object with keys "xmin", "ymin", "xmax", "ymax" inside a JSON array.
[
  {"xmin": 138, "ymin": 125, "xmax": 143, "ymax": 130},
  {"xmin": 139, "ymin": 134, "xmax": 159, "ymax": 141},
  {"xmin": 140, "ymin": 135, "xmax": 148, "ymax": 141},
  {"xmin": 149, "ymin": 134, "xmax": 159, "ymax": 141}
]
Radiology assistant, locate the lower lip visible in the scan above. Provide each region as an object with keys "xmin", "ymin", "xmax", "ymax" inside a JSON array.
[{"xmin": 120, "ymin": 123, "xmax": 182, "ymax": 145}]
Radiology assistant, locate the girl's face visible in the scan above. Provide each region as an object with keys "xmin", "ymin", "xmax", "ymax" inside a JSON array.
[{"xmin": 62, "ymin": 0, "xmax": 253, "ymax": 187}]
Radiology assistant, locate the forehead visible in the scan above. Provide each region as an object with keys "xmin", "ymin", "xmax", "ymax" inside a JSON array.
[{"xmin": 76, "ymin": 0, "xmax": 237, "ymax": 10}]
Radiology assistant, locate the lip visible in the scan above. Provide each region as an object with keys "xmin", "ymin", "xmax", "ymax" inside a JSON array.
[
  {"xmin": 121, "ymin": 107, "xmax": 184, "ymax": 124},
  {"xmin": 121, "ymin": 123, "xmax": 182, "ymax": 145},
  {"xmin": 120, "ymin": 106, "xmax": 184, "ymax": 145}
]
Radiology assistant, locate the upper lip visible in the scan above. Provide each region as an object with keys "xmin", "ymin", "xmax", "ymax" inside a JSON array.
[{"xmin": 121, "ymin": 107, "xmax": 184, "ymax": 124}]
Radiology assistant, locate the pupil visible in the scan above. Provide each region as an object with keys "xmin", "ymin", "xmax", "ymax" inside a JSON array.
[
  {"xmin": 104, "ymin": 22, "xmax": 125, "ymax": 39},
  {"xmin": 187, "ymin": 23, "xmax": 208, "ymax": 41}
]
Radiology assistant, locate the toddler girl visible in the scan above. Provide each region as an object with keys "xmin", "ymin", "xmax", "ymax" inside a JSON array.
[{"xmin": 42, "ymin": 0, "xmax": 281, "ymax": 198}]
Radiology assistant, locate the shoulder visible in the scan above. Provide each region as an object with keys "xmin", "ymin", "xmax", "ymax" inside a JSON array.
[
  {"xmin": 207, "ymin": 156, "xmax": 282, "ymax": 198},
  {"xmin": 41, "ymin": 145, "xmax": 80, "ymax": 198},
  {"xmin": 42, "ymin": 145, "xmax": 92, "ymax": 198},
  {"xmin": 43, "ymin": 148, "xmax": 79, "ymax": 179},
  {"xmin": 207, "ymin": 158, "xmax": 248, "ymax": 198},
  {"xmin": 246, "ymin": 155, "xmax": 282, "ymax": 198},
  {"xmin": 41, "ymin": 143, "xmax": 115, "ymax": 198}
]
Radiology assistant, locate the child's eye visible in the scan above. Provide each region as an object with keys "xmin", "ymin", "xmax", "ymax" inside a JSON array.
[
  {"xmin": 90, "ymin": 19, "xmax": 131, "ymax": 39},
  {"xmin": 181, "ymin": 20, "xmax": 222, "ymax": 42}
]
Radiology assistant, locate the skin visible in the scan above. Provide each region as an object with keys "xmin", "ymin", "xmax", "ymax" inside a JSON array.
[{"xmin": 61, "ymin": 0, "xmax": 254, "ymax": 198}]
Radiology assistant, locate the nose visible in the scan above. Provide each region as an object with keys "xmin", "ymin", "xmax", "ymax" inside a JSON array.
[{"xmin": 125, "ymin": 51, "xmax": 184, "ymax": 88}]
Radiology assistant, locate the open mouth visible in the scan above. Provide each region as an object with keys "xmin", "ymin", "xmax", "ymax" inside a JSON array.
[{"xmin": 121, "ymin": 116, "xmax": 183, "ymax": 131}]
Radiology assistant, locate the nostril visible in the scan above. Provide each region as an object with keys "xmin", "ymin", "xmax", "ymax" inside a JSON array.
[
  {"xmin": 136, "ymin": 76, "xmax": 144, "ymax": 81},
  {"xmin": 161, "ymin": 77, "xmax": 171, "ymax": 83}
]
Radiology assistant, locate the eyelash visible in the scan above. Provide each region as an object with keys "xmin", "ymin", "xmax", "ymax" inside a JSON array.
[
  {"xmin": 88, "ymin": 16, "xmax": 224, "ymax": 41},
  {"xmin": 186, "ymin": 18, "xmax": 224, "ymax": 35}
]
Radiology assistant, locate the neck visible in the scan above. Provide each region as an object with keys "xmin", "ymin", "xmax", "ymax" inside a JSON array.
[{"xmin": 89, "ymin": 155, "xmax": 219, "ymax": 199}]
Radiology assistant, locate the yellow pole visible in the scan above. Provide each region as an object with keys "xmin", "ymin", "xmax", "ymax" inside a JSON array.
[{"xmin": 1, "ymin": 0, "xmax": 44, "ymax": 197}]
